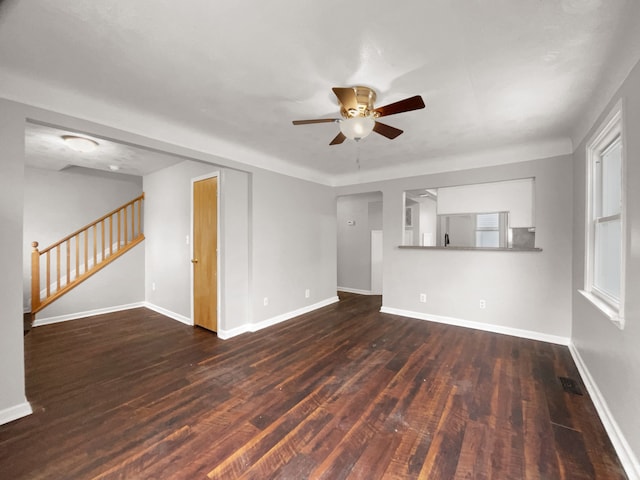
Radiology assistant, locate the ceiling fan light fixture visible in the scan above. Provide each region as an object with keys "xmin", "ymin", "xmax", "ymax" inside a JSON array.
[
  {"xmin": 339, "ymin": 116, "xmax": 375, "ymax": 141},
  {"xmin": 62, "ymin": 135, "xmax": 99, "ymax": 153}
]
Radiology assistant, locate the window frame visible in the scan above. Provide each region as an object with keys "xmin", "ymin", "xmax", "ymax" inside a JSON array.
[{"xmin": 582, "ymin": 99, "xmax": 626, "ymax": 329}]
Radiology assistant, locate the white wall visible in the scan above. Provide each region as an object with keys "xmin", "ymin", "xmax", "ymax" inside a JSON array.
[
  {"xmin": 0, "ymin": 99, "xmax": 30, "ymax": 424},
  {"xmin": 437, "ymin": 177, "xmax": 534, "ymax": 227},
  {"xmin": 24, "ymin": 166, "xmax": 144, "ymax": 317},
  {"xmin": 417, "ymin": 196, "xmax": 437, "ymax": 246},
  {"xmin": 337, "ymin": 192, "xmax": 383, "ymax": 292},
  {"xmin": 571, "ymin": 58, "xmax": 640, "ymax": 476},
  {"xmin": 336, "ymin": 155, "xmax": 573, "ymax": 342}
]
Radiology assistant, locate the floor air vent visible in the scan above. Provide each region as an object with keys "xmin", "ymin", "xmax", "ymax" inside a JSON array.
[{"xmin": 558, "ymin": 376, "xmax": 583, "ymax": 396}]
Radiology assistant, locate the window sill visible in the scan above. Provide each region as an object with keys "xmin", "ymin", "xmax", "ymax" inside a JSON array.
[
  {"xmin": 398, "ymin": 246, "xmax": 542, "ymax": 252},
  {"xmin": 578, "ymin": 290, "xmax": 624, "ymax": 329}
]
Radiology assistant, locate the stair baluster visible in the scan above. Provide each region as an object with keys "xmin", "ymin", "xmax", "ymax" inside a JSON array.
[{"xmin": 30, "ymin": 193, "xmax": 145, "ymax": 316}]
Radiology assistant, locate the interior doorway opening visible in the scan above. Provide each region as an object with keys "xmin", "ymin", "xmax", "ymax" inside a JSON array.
[{"xmin": 336, "ymin": 191, "xmax": 383, "ymax": 296}]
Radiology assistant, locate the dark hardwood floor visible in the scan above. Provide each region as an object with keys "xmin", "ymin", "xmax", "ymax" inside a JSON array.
[{"xmin": 0, "ymin": 293, "xmax": 626, "ymax": 479}]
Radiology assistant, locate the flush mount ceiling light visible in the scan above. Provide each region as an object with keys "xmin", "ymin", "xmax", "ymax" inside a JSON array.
[{"xmin": 61, "ymin": 135, "xmax": 99, "ymax": 153}]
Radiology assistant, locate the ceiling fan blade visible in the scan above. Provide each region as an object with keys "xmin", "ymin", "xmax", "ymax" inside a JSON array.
[
  {"xmin": 332, "ymin": 87, "xmax": 358, "ymax": 111},
  {"xmin": 374, "ymin": 95, "xmax": 425, "ymax": 118},
  {"xmin": 292, "ymin": 118, "xmax": 339, "ymax": 125},
  {"xmin": 330, "ymin": 132, "xmax": 347, "ymax": 145},
  {"xmin": 373, "ymin": 121, "xmax": 403, "ymax": 139}
]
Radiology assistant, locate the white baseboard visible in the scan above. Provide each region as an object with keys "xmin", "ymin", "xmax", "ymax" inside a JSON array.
[
  {"xmin": 219, "ymin": 296, "xmax": 340, "ymax": 340},
  {"xmin": 251, "ymin": 296, "xmax": 340, "ymax": 333},
  {"xmin": 337, "ymin": 287, "xmax": 377, "ymax": 295},
  {"xmin": 143, "ymin": 302, "xmax": 192, "ymax": 326},
  {"xmin": 0, "ymin": 400, "xmax": 32, "ymax": 426},
  {"xmin": 569, "ymin": 342, "xmax": 640, "ymax": 480},
  {"xmin": 33, "ymin": 302, "xmax": 146, "ymax": 327},
  {"xmin": 379, "ymin": 306, "xmax": 570, "ymax": 346},
  {"xmin": 217, "ymin": 324, "xmax": 252, "ymax": 340}
]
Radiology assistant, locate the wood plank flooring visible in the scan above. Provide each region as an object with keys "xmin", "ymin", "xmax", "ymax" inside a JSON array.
[{"xmin": 0, "ymin": 293, "xmax": 626, "ymax": 479}]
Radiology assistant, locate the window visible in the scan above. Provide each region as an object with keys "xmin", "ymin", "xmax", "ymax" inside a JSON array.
[
  {"xmin": 583, "ymin": 100, "xmax": 625, "ymax": 328},
  {"xmin": 475, "ymin": 213, "xmax": 501, "ymax": 247}
]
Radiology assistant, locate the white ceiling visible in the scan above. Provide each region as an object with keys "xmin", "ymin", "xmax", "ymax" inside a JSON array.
[
  {"xmin": 25, "ymin": 123, "xmax": 184, "ymax": 176},
  {"xmin": 1, "ymin": 0, "xmax": 639, "ymax": 185}
]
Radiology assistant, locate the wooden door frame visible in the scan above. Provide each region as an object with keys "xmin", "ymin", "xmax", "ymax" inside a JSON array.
[{"xmin": 190, "ymin": 172, "xmax": 221, "ymax": 329}]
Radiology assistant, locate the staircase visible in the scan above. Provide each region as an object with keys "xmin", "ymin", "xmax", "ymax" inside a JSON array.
[{"xmin": 30, "ymin": 194, "xmax": 145, "ymax": 317}]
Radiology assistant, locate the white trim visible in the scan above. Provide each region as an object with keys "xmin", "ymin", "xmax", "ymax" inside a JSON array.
[
  {"xmin": 218, "ymin": 296, "xmax": 340, "ymax": 340},
  {"xmin": 584, "ymin": 99, "xmax": 626, "ymax": 328},
  {"xmin": 217, "ymin": 324, "xmax": 252, "ymax": 340},
  {"xmin": 251, "ymin": 296, "xmax": 339, "ymax": 332},
  {"xmin": 379, "ymin": 306, "xmax": 569, "ymax": 345},
  {"xmin": 337, "ymin": 287, "xmax": 376, "ymax": 295},
  {"xmin": 33, "ymin": 302, "xmax": 146, "ymax": 327},
  {"xmin": 578, "ymin": 290, "xmax": 624, "ymax": 329},
  {"xmin": 331, "ymin": 137, "xmax": 572, "ymax": 187},
  {"xmin": 0, "ymin": 401, "xmax": 32, "ymax": 426},
  {"xmin": 569, "ymin": 342, "xmax": 640, "ymax": 480},
  {"xmin": 190, "ymin": 172, "xmax": 221, "ymax": 332},
  {"xmin": 143, "ymin": 302, "xmax": 192, "ymax": 326}
]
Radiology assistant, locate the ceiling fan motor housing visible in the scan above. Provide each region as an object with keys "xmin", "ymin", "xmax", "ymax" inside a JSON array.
[{"xmin": 341, "ymin": 86, "xmax": 377, "ymax": 118}]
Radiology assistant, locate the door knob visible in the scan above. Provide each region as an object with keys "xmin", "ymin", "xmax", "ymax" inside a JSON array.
[{"xmin": 191, "ymin": 259, "xmax": 199, "ymax": 264}]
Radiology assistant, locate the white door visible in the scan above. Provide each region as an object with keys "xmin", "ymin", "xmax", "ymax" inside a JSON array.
[{"xmin": 371, "ymin": 230, "xmax": 383, "ymax": 295}]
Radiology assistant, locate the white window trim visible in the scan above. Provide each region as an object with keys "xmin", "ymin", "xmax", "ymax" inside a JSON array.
[{"xmin": 581, "ymin": 99, "xmax": 626, "ymax": 329}]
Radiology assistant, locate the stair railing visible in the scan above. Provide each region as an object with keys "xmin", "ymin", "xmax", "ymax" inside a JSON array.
[{"xmin": 31, "ymin": 193, "xmax": 145, "ymax": 314}]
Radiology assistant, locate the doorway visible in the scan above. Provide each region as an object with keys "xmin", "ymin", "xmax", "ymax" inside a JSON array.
[
  {"xmin": 192, "ymin": 175, "xmax": 218, "ymax": 331},
  {"xmin": 336, "ymin": 191, "xmax": 383, "ymax": 295}
]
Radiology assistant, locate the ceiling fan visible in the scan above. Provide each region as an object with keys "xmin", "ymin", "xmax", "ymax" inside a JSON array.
[{"xmin": 292, "ymin": 86, "xmax": 425, "ymax": 145}]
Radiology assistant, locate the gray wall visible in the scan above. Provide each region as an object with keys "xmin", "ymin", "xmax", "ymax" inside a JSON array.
[
  {"xmin": 336, "ymin": 155, "xmax": 573, "ymax": 340},
  {"xmin": 572, "ymin": 58, "xmax": 640, "ymax": 469},
  {"xmin": 143, "ymin": 158, "xmax": 336, "ymax": 333},
  {"xmin": 0, "ymin": 99, "xmax": 339, "ymax": 424},
  {"xmin": 144, "ymin": 160, "xmax": 218, "ymax": 319},
  {"xmin": 251, "ymin": 169, "xmax": 337, "ymax": 323},
  {"xmin": 36, "ymin": 246, "xmax": 145, "ymax": 320},
  {"xmin": 0, "ymin": 99, "xmax": 29, "ymax": 421},
  {"xmin": 337, "ymin": 192, "xmax": 383, "ymax": 292},
  {"xmin": 218, "ymin": 167, "xmax": 251, "ymax": 333},
  {"xmin": 143, "ymin": 160, "xmax": 252, "ymax": 335},
  {"xmin": 24, "ymin": 166, "xmax": 144, "ymax": 317}
]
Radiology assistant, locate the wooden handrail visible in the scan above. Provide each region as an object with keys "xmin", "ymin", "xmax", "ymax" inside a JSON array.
[
  {"xmin": 38, "ymin": 193, "xmax": 144, "ymax": 255},
  {"xmin": 31, "ymin": 194, "xmax": 145, "ymax": 315}
]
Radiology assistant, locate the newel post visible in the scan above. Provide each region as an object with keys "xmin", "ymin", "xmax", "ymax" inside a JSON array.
[{"xmin": 31, "ymin": 241, "xmax": 40, "ymax": 312}]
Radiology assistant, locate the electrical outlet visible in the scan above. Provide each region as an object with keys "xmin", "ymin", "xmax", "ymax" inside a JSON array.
[
  {"xmin": 152, "ymin": 282, "xmax": 156, "ymax": 291},
  {"xmin": 305, "ymin": 289, "xmax": 310, "ymax": 298},
  {"xmin": 479, "ymin": 299, "xmax": 486, "ymax": 309},
  {"xmin": 263, "ymin": 297, "xmax": 269, "ymax": 306},
  {"xmin": 419, "ymin": 293, "xmax": 427, "ymax": 303}
]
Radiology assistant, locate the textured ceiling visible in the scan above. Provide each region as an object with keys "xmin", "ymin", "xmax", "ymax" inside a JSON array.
[
  {"xmin": 25, "ymin": 123, "xmax": 184, "ymax": 176},
  {"xmin": 1, "ymin": 0, "xmax": 639, "ymax": 185}
]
